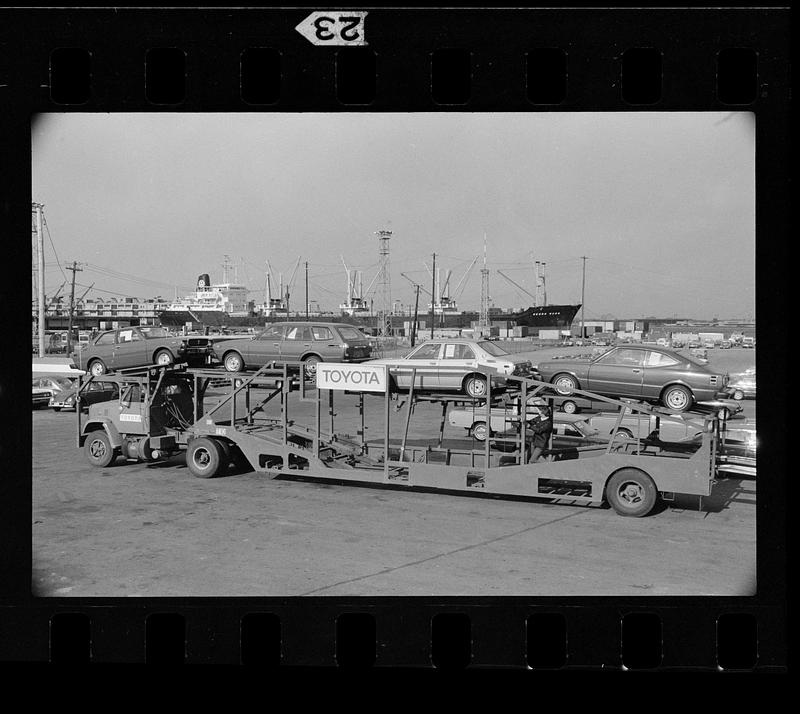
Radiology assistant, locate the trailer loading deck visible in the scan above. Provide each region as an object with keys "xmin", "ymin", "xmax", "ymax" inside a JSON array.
[{"xmin": 76, "ymin": 362, "xmax": 734, "ymax": 517}]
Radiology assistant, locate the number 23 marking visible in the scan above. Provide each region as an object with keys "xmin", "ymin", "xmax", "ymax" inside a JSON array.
[{"xmin": 313, "ymin": 15, "xmax": 363, "ymax": 43}]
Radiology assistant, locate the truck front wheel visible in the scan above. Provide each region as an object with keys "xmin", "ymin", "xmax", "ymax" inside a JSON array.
[
  {"xmin": 84, "ymin": 431, "xmax": 116, "ymax": 467},
  {"xmin": 605, "ymin": 469, "xmax": 658, "ymax": 517},
  {"xmin": 186, "ymin": 437, "xmax": 223, "ymax": 478}
]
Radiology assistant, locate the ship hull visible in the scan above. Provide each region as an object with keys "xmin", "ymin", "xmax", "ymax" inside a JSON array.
[{"xmin": 158, "ymin": 310, "xmax": 264, "ymax": 328}]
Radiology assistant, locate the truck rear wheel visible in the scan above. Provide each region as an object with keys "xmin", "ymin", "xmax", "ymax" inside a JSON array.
[
  {"xmin": 605, "ymin": 468, "xmax": 658, "ymax": 517},
  {"xmin": 186, "ymin": 437, "xmax": 223, "ymax": 478},
  {"xmin": 84, "ymin": 431, "xmax": 116, "ymax": 467}
]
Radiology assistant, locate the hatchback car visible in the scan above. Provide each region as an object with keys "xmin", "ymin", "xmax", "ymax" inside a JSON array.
[
  {"xmin": 728, "ymin": 370, "xmax": 756, "ymax": 400},
  {"xmin": 532, "ymin": 344, "xmax": 729, "ymax": 412},
  {"xmin": 71, "ymin": 326, "xmax": 213, "ymax": 376},
  {"xmin": 212, "ymin": 322, "xmax": 372, "ymax": 376},
  {"xmin": 366, "ymin": 339, "xmax": 533, "ymax": 398}
]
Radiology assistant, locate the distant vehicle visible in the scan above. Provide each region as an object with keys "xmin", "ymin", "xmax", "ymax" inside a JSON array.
[
  {"xmin": 703, "ymin": 339, "xmax": 716, "ymax": 349},
  {"xmin": 719, "ymin": 340, "xmax": 732, "ymax": 349},
  {"xmin": 49, "ymin": 380, "xmax": 120, "ymax": 411},
  {"xmin": 728, "ymin": 370, "xmax": 756, "ymax": 400},
  {"xmin": 532, "ymin": 344, "xmax": 729, "ymax": 412},
  {"xmin": 71, "ymin": 326, "xmax": 213, "ymax": 376},
  {"xmin": 213, "ymin": 321, "xmax": 372, "ymax": 376},
  {"xmin": 742, "ymin": 336, "xmax": 755, "ymax": 348},
  {"xmin": 656, "ymin": 338, "xmax": 669, "ymax": 347},
  {"xmin": 32, "ymin": 376, "xmax": 74, "ymax": 409},
  {"xmin": 671, "ymin": 339, "xmax": 685, "ymax": 348},
  {"xmin": 367, "ymin": 338, "xmax": 533, "ymax": 398},
  {"xmin": 688, "ymin": 339, "xmax": 701, "ymax": 348}
]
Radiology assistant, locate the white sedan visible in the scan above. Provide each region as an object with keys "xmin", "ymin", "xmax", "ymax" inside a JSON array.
[{"xmin": 366, "ymin": 339, "xmax": 532, "ymax": 398}]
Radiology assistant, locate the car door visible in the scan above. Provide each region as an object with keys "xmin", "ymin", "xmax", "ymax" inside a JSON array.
[
  {"xmin": 282, "ymin": 324, "xmax": 313, "ymax": 364},
  {"xmin": 395, "ymin": 342, "xmax": 442, "ymax": 390},
  {"xmin": 88, "ymin": 330, "xmax": 117, "ymax": 370},
  {"xmin": 247, "ymin": 324, "xmax": 285, "ymax": 366},
  {"xmin": 438, "ymin": 343, "xmax": 477, "ymax": 390},
  {"xmin": 111, "ymin": 328, "xmax": 146, "ymax": 369},
  {"xmin": 641, "ymin": 350, "xmax": 683, "ymax": 399},
  {"xmin": 586, "ymin": 347, "xmax": 645, "ymax": 397}
]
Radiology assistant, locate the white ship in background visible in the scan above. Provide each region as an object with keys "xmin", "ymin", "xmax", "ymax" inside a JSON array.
[{"xmin": 158, "ymin": 258, "xmax": 258, "ymax": 327}]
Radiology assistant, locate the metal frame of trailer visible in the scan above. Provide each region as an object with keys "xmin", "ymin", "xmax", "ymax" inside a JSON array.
[
  {"xmin": 76, "ymin": 361, "xmax": 729, "ymax": 516},
  {"xmin": 182, "ymin": 363, "xmax": 724, "ymax": 517}
]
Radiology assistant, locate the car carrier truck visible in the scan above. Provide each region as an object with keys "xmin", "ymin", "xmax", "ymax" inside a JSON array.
[{"xmin": 75, "ymin": 362, "xmax": 742, "ymax": 517}]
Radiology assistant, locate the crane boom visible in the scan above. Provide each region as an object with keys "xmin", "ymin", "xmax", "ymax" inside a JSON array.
[
  {"xmin": 497, "ymin": 270, "xmax": 537, "ymax": 300},
  {"xmin": 453, "ymin": 255, "xmax": 479, "ymax": 297},
  {"xmin": 400, "ymin": 272, "xmax": 432, "ymax": 296}
]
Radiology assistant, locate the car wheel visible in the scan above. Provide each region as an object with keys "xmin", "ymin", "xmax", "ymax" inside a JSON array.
[
  {"xmin": 732, "ymin": 389, "xmax": 744, "ymax": 401},
  {"xmin": 84, "ymin": 430, "xmax": 116, "ymax": 468},
  {"xmin": 605, "ymin": 469, "xmax": 658, "ymax": 517},
  {"xmin": 612, "ymin": 428, "xmax": 635, "ymax": 443},
  {"xmin": 155, "ymin": 349, "xmax": 174, "ymax": 366},
  {"xmin": 88, "ymin": 359, "xmax": 107, "ymax": 377},
  {"xmin": 53, "ymin": 407, "xmax": 61, "ymax": 412},
  {"xmin": 471, "ymin": 421, "xmax": 488, "ymax": 441},
  {"xmin": 464, "ymin": 375, "xmax": 488, "ymax": 398},
  {"xmin": 303, "ymin": 355, "xmax": 321, "ymax": 379},
  {"xmin": 186, "ymin": 437, "xmax": 223, "ymax": 478},
  {"xmin": 662, "ymin": 384, "xmax": 693, "ymax": 412},
  {"xmin": 223, "ymin": 351, "xmax": 244, "ymax": 372},
  {"xmin": 552, "ymin": 373, "xmax": 578, "ymax": 395},
  {"xmin": 561, "ymin": 399, "xmax": 578, "ymax": 414}
]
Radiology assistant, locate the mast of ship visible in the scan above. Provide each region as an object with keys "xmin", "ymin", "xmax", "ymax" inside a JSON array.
[
  {"xmin": 580, "ymin": 256, "xmax": 587, "ymax": 339},
  {"xmin": 532, "ymin": 255, "xmax": 539, "ymax": 308},
  {"xmin": 541, "ymin": 261, "xmax": 547, "ymax": 306}
]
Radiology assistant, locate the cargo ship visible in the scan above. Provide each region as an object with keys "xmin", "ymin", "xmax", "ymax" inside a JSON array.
[{"xmin": 157, "ymin": 273, "xmax": 264, "ymax": 328}]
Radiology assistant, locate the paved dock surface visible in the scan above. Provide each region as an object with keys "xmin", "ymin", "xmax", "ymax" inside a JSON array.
[{"xmin": 32, "ymin": 402, "xmax": 756, "ymax": 597}]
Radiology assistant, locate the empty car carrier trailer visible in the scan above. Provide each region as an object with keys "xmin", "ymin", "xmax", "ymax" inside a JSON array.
[{"xmin": 76, "ymin": 362, "xmax": 726, "ymax": 518}]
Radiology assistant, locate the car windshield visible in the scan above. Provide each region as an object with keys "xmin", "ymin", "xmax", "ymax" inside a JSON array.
[
  {"xmin": 477, "ymin": 341, "xmax": 510, "ymax": 357},
  {"xmin": 337, "ymin": 326, "xmax": 365, "ymax": 340}
]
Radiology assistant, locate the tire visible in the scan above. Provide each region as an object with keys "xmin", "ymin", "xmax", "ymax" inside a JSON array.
[
  {"xmin": 463, "ymin": 375, "xmax": 488, "ymax": 398},
  {"xmin": 552, "ymin": 373, "xmax": 578, "ymax": 395},
  {"xmin": 561, "ymin": 399, "xmax": 578, "ymax": 414},
  {"xmin": 605, "ymin": 468, "xmax": 658, "ymax": 517},
  {"xmin": 610, "ymin": 428, "xmax": 635, "ymax": 446},
  {"xmin": 84, "ymin": 430, "xmax": 116, "ymax": 467},
  {"xmin": 223, "ymin": 351, "xmax": 244, "ymax": 372},
  {"xmin": 53, "ymin": 407, "xmax": 62, "ymax": 412},
  {"xmin": 154, "ymin": 349, "xmax": 174, "ymax": 366},
  {"xmin": 215, "ymin": 439, "xmax": 232, "ymax": 473},
  {"xmin": 732, "ymin": 389, "xmax": 744, "ymax": 401},
  {"xmin": 303, "ymin": 355, "xmax": 321, "ymax": 379},
  {"xmin": 186, "ymin": 437, "xmax": 222, "ymax": 479},
  {"xmin": 471, "ymin": 421, "xmax": 488, "ymax": 441},
  {"xmin": 661, "ymin": 384, "xmax": 693, "ymax": 412},
  {"xmin": 88, "ymin": 359, "xmax": 107, "ymax": 377}
]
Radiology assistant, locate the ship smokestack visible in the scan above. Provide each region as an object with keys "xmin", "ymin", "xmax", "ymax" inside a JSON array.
[{"xmin": 198, "ymin": 274, "xmax": 210, "ymax": 288}]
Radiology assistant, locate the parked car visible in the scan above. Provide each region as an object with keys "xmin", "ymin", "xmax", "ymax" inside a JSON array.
[
  {"xmin": 49, "ymin": 380, "xmax": 120, "ymax": 411},
  {"xmin": 212, "ymin": 321, "xmax": 372, "ymax": 376},
  {"xmin": 719, "ymin": 340, "xmax": 732, "ymax": 349},
  {"xmin": 532, "ymin": 344, "xmax": 729, "ymax": 412},
  {"xmin": 688, "ymin": 339, "xmax": 701, "ymax": 348},
  {"xmin": 449, "ymin": 404, "xmax": 600, "ymax": 444},
  {"xmin": 703, "ymin": 339, "xmax": 716, "ymax": 349},
  {"xmin": 32, "ymin": 376, "xmax": 74, "ymax": 409},
  {"xmin": 71, "ymin": 326, "xmax": 213, "ymax": 376},
  {"xmin": 367, "ymin": 339, "xmax": 533, "ymax": 398},
  {"xmin": 586, "ymin": 411, "xmax": 705, "ymax": 444},
  {"xmin": 728, "ymin": 370, "xmax": 756, "ymax": 400}
]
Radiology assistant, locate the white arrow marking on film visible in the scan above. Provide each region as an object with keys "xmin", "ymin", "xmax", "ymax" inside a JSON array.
[{"xmin": 295, "ymin": 11, "xmax": 369, "ymax": 46}]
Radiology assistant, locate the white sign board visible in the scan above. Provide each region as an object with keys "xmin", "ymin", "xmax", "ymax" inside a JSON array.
[
  {"xmin": 295, "ymin": 11, "xmax": 368, "ymax": 46},
  {"xmin": 316, "ymin": 363, "xmax": 386, "ymax": 392}
]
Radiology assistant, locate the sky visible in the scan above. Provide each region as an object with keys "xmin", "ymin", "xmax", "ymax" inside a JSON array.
[{"xmin": 32, "ymin": 112, "xmax": 755, "ymax": 320}]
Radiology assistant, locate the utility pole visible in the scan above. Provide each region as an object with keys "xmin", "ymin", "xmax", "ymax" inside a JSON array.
[
  {"xmin": 580, "ymin": 256, "xmax": 587, "ymax": 339},
  {"xmin": 33, "ymin": 203, "xmax": 45, "ymax": 357},
  {"xmin": 430, "ymin": 252, "xmax": 436, "ymax": 339},
  {"xmin": 411, "ymin": 284, "xmax": 420, "ymax": 347},
  {"xmin": 305, "ymin": 261, "xmax": 309, "ymax": 319},
  {"xmin": 66, "ymin": 261, "xmax": 83, "ymax": 354}
]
